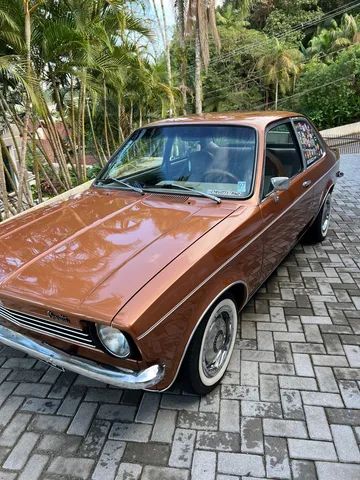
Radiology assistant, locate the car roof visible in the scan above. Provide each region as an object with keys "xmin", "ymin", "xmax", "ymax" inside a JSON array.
[{"xmin": 146, "ymin": 111, "xmax": 301, "ymax": 129}]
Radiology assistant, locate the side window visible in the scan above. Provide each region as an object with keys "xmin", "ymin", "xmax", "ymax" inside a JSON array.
[
  {"xmin": 263, "ymin": 123, "xmax": 303, "ymax": 197},
  {"xmin": 294, "ymin": 119, "xmax": 324, "ymax": 166}
]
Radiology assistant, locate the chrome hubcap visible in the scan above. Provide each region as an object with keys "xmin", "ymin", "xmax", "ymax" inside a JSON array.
[
  {"xmin": 201, "ymin": 305, "xmax": 234, "ymax": 379},
  {"xmin": 321, "ymin": 194, "xmax": 332, "ymax": 236}
]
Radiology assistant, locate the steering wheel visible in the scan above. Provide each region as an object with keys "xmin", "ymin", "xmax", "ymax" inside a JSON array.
[{"xmin": 203, "ymin": 169, "xmax": 239, "ymax": 184}]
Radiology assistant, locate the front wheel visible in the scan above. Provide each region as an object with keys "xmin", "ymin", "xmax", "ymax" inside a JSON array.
[
  {"xmin": 184, "ymin": 296, "xmax": 238, "ymax": 395},
  {"xmin": 304, "ymin": 191, "xmax": 332, "ymax": 244}
]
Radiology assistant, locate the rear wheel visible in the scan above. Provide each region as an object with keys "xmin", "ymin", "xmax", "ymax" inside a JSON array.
[
  {"xmin": 305, "ymin": 191, "xmax": 332, "ymax": 244},
  {"xmin": 184, "ymin": 296, "xmax": 238, "ymax": 395}
]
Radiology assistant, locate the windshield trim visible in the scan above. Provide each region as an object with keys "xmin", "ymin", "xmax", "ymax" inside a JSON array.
[{"xmin": 94, "ymin": 123, "xmax": 259, "ymax": 201}]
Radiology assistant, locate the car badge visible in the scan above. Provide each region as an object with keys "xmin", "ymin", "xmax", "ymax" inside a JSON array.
[{"xmin": 47, "ymin": 311, "xmax": 70, "ymax": 324}]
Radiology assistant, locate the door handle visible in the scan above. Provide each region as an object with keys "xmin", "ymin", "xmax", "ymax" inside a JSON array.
[{"xmin": 302, "ymin": 180, "xmax": 312, "ymax": 188}]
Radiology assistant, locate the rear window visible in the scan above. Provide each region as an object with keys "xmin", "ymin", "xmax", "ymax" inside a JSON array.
[{"xmin": 294, "ymin": 120, "xmax": 324, "ymax": 166}]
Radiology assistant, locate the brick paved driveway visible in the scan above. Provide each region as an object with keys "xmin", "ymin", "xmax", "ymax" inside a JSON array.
[{"xmin": 0, "ymin": 154, "xmax": 360, "ymax": 480}]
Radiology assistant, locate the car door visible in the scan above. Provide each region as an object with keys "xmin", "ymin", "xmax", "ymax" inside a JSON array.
[{"xmin": 260, "ymin": 121, "xmax": 314, "ymax": 279}]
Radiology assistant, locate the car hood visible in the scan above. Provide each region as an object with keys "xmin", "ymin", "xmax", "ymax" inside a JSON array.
[{"xmin": 0, "ymin": 187, "xmax": 238, "ymax": 322}]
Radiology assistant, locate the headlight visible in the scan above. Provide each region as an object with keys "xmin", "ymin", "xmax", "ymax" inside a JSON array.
[{"xmin": 96, "ymin": 325, "xmax": 130, "ymax": 358}]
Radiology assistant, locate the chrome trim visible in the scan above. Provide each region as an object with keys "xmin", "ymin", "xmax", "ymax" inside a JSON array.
[
  {"xmin": 0, "ymin": 324, "xmax": 164, "ymax": 389},
  {"xmin": 0, "ymin": 305, "xmax": 95, "ymax": 349},
  {"xmin": 138, "ymin": 162, "xmax": 338, "ymax": 341}
]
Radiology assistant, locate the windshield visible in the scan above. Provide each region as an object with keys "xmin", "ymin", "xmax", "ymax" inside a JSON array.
[{"xmin": 96, "ymin": 125, "xmax": 257, "ymax": 199}]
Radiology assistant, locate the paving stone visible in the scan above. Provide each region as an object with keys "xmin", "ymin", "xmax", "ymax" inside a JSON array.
[
  {"xmin": 47, "ymin": 456, "xmax": 94, "ymax": 479},
  {"xmin": 265, "ymin": 436, "xmax": 291, "ymax": 479},
  {"xmin": 2, "ymin": 432, "xmax": 39, "ymax": 470},
  {"xmin": 67, "ymin": 401, "xmax": 98, "ymax": 436},
  {"xmin": 241, "ymin": 350, "xmax": 275, "ymax": 362},
  {"xmin": 197, "ymin": 431, "xmax": 240, "ymax": 452},
  {"xmin": 240, "ymin": 417, "xmax": 263, "ymax": 454},
  {"xmin": 280, "ymin": 390, "xmax": 304, "ymax": 420},
  {"xmin": 217, "ymin": 452, "xmax": 265, "ymax": 477},
  {"xmin": 177, "ymin": 411, "xmax": 218, "ymax": 430},
  {"xmin": 301, "ymin": 391, "xmax": 343, "ymax": 407},
  {"xmin": 288, "ymin": 439, "xmax": 337, "ymax": 461},
  {"xmin": 96, "ymin": 403, "xmax": 136, "ymax": 421},
  {"xmin": 84, "ymin": 388, "xmax": 122, "ymax": 404},
  {"xmin": 114, "ymin": 442, "xmax": 168, "ymax": 471},
  {"xmin": 56, "ymin": 386, "xmax": 84, "ymax": 416},
  {"xmin": 116, "ymin": 463, "xmax": 142, "ymax": 480},
  {"xmin": 316, "ymin": 462, "xmax": 360, "ymax": 480},
  {"xmin": 135, "ymin": 392, "xmax": 160, "ymax": 424},
  {"xmin": 109, "ymin": 423, "xmax": 152, "ymax": 442},
  {"xmin": 293, "ymin": 354, "xmax": 315, "ymax": 377},
  {"xmin": 338, "ymin": 380, "xmax": 360, "ymax": 408},
  {"xmin": 191, "ymin": 450, "xmax": 216, "ymax": 480},
  {"xmin": 0, "ymin": 413, "xmax": 32, "ymax": 447},
  {"xmin": 169, "ymin": 428, "xmax": 196, "ymax": 468},
  {"xmin": 199, "ymin": 386, "xmax": 220, "ymax": 412},
  {"xmin": 291, "ymin": 460, "xmax": 317, "ymax": 480},
  {"xmin": 279, "ymin": 376, "xmax": 317, "ymax": 390},
  {"xmin": 141, "ymin": 466, "xmax": 188, "ymax": 480},
  {"xmin": 259, "ymin": 362, "xmax": 294, "ymax": 375},
  {"xmin": 151, "ymin": 409, "xmax": 177, "ymax": 443},
  {"xmin": 263, "ymin": 419, "xmax": 307, "ymax": 438},
  {"xmin": 160, "ymin": 394, "xmax": 199, "ymax": 411},
  {"xmin": 28, "ymin": 414, "xmax": 71, "ymax": 433},
  {"xmin": 78, "ymin": 419, "xmax": 111, "ymax": 457},
  {"xmin": 314, "ymin": 366, "xmax": 339, "ymax": 392},
  {"xmin": 17, "ymin": 454, "xmax": 48, "ymax": 480},
  {"xmin": 331, "ymin": 424, "xmax": 360, "ymax": 462},
  {"xmin": 260, "ymin": 374, "xmax": 279, "ymax": 401},
  {"xmin": 326, "ymin": 407, "xmax": 360, "ymax": 425},
  {"xmin": 37, "ymin": 434, "xmax": 82, "ymax": 454},
  {"xmin": 240, "ymin": 361, "xmax": 258, "ymax": 386},
  {"xmin": 304, "ymin": 406, "xmax": 332, "ymax": 440},
  {"xmin": 20, "ymin": 397, "xmax": 60, "ymax": 414},
  {"xmin": 242, "ymin": 399, "xmax": 282, "ymax": 419},
  {"xmin": 311, "ymin": 355, "xmax": 348, "ymax": 367},
  {"xmin": 220, "ymin": 399, "xmax": 240, "ymax": 432},
  {"xmin": 221, "ymin": 385, "xmax": 258, "ymax": 401},
  {"xmin": 344, "ymin": 345, "xmax": 360, "ymax": 367},
  {"xmin": 0, "ymin": 397, "xmax": 24, "ymax": 428}
]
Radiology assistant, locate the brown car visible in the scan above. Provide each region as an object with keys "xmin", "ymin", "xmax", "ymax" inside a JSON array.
[{"xmin": 0, "ymin": 112, "xmax": 341, "ymax": 394}]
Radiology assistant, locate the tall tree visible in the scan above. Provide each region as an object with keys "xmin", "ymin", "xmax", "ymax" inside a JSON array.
[
  {"xmin": 185, "ymin": 0, "xmax": 221, "ymax": 114},
  {"xmin": 257, "ymin": 38, "xmax": 302, "ymax": 108}
]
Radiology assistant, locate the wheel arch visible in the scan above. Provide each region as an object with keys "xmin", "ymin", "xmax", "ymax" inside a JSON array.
[{"xmin": 160, "ymin": 280, "xmax": 248, "ymax": 391}]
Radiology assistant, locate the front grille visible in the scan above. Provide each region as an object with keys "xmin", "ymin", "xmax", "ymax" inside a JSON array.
[{"xmin": 0, "ymin": 304, "xmax": 96, "ymax": 348}]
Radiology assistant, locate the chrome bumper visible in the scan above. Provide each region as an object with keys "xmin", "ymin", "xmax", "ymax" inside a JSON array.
[{"xmin": 0, "ymin": 324, "xmax": 164, "ymax": 389}]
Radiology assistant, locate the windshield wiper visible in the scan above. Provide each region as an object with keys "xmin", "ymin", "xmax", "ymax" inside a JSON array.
[
  {"xmin": 159, "ymin": 182, "xmax": 221, "ymax": 204},
  {"xmin": 97, "ymin": 177, "xmax": 144, "ymax": 195}
]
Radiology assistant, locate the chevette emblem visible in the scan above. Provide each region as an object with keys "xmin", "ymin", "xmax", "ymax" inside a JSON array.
[{"xmin": 47, "ymin": 311, "xmax": 70, "ymax": 324}]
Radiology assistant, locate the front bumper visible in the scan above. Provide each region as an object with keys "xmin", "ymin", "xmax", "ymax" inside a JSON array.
[{"xmin": 0, "ymin": 324, "xmax": 164, "ymax": 389}]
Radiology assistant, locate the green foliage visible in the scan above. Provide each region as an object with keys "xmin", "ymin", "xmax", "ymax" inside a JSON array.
[{"xmin": 284, "ymin": 45, "xmax": 360, "ymax": 128}]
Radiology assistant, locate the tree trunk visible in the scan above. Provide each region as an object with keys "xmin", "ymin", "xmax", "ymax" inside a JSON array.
[
  {"xmin": 103, "ymin": 80, "xmax": 111, "ymax": 158},
  {"xmin": 0, "ymin": 147, "xmax": 11, "ymax": 219},
  {"xmin": 275, "ymin": 79, "xmax": 279, "ymax": 110},
  {"xmin": 195, "ymin": 21, "xmax": 202, "ymax": 115},
  {"xmin": 117, "ymin": 98, "xmax": 124, "ymax": 143},
  {"xmin": 17, "ymin": 0, "xmax": 33, "ymax": 212}
]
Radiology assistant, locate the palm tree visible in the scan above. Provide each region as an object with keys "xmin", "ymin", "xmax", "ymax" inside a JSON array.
[
  {"xmin": 307, "ymin": 14, "xmax": 360, "ymax": 59},
  {"xmin": 257, "ymin": 39, "xmax": 302, "ymax": 109},
  {"xmin": 184, "ymin": 0, "xmax": 221, "ymax": 114}
]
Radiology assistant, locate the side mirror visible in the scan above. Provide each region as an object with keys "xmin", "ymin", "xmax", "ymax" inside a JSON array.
[{"xmin": 271, "ymin": 176, "xmax": 290, "ymax": 192}]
